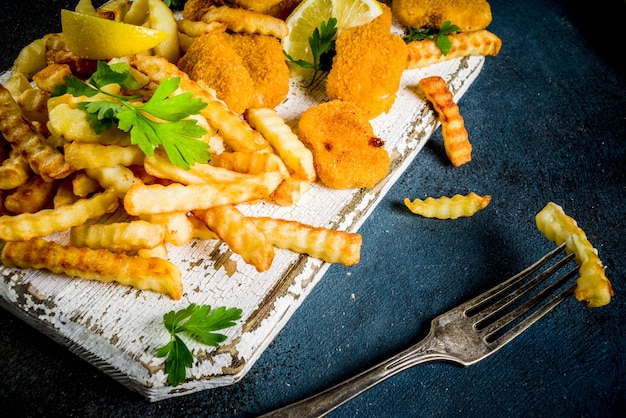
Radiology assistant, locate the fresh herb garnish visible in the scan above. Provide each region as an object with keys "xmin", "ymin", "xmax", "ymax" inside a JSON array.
[
  {"xmin": 53, "ymin": 61, "xmax": 210, "ymax": 170},
  {"xmin": 285, "ymin": 17, "xmax": 338, "ymax": 85},
  {"xmin": 161, "ymin": 0, "xmax": 188, "ymax": 11},
  {"xmin": 403, "ymin": 20, "xmax": 461, "ymax": 56},
  {"xmin": 155, "ymin": 304, "xmax": 243, "ymax": 387}
]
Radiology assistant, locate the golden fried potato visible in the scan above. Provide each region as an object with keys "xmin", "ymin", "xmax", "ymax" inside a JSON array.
[
  {"xmin": 326, "ymin": 4, "xmax": 408, "ymax": 119},
  {"xmin": 251, "ymin": 217, "xmax": 362, "ymax": 266},
  {"xmin": 4, "ymin": 176, "xmax": 59, "ymax": 214},
  {"xmin": 194, "ymin": 205, "xmax": 275, "ymax": 272},
  {"xmin": 70, "ymin": 220, "xmax": 166, "ymax": 252},
  {"xmin": 32, "ymin": 64, "xmax": 73, "ymax": 93},
  {"xmin": 1, "ymin": 237, "xmax": 183, "ymax": 300},
  {"xmin": 406, "ymin": 30, "xmax": 502, "ymax": 69},
  {"xmin": 404, "ymin": 193, "xmax": 491, "ymax": 219},
  {"xmin": 417, "ymin": 76, "xmax": 472, "ymax": 166},
  {"xmin": 392, "ymin": 0, "xmax": 492, "ymax": 31},
  {"xmin": 0, "ymin": 148, "xmax": 30, "ymax": 190},
  {"xmin": 139, "ymin": 212, "xmax": 195, "ymax": 246},
  {"xmin": 200, "ymin": 5, "xmax": 289, "ymax": 38},
  {"xmin": 536, "ymin": 202, "xmax": 613, "ymax": 307},
  {"xmin": 209, "ymin": 151, "xmax": 290, "ymax": 180},
  {"xmin": 298, "ymin": 100, "xmax": 390, "ymax": 189}
]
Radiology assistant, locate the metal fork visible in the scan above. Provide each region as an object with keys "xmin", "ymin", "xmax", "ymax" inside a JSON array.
[{"xmin": 261, "ymin": 243, "xmax": 577, "ymax": 417}]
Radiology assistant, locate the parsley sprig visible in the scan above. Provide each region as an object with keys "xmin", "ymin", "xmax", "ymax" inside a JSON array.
[
  {"xmin": 156, "ymin": 304, "xmax": 243, "ymax": 387},
  {"xmin": 162, "ymin": 0, "xmax": 188, "ymax": 10},
  {"xmin": 53, "ymin": 61, "xmax": 210, "ymax": 169},
  {"xmin": 403, "ymin": 21, "xmax": 461, "ymax": 56},
  {"xmin": 285, "ymin": 17, "xmax": 338, "ymax": 86}
]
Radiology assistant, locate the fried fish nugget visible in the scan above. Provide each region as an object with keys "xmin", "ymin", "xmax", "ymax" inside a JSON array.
[
  {"xmin": 245, "ymin": 108, "xmax": 315, "ymax": 182},
  {"xmin": 417, "ymin": 76, "xmax": 472, "ymax": 166},
  {"xmin": 406, "ymin": 30, "xmax": 502, "ymax": 69},
  {"xmin": 200, "ymin": 5, "xmax": 289, "ymax": 39},
  {"xmin": 392, "ymin": 0, "xmax": 492, "ymax": 32},
  {"xmin": 326, "ymin": 4, "xmax": 408, "ymax": 119},
  {"xmin": 195, "ymin": 205, "xmax": 275, "ymax": 272},
  {"xmin": 404, "ymin": 193, "xmax": 491, "ymax": 219},
  {"xmin": 70, "ymin": 220, "xmax": 166, "ymax": 252},
  {"xmin": 536, "ymin": 202, "xmax": 614, "ymax": 307},
  {"xmin": 1, "ymin": 237, "xmax": 183, "ymax": 300},
  {"xmin": 251, "ymin": 217, "xmax": 362, "ymax": 266},
  {"xmin": 4, "ymin": 176, "xmax": 59, "ymax": 214},
  {"xmin": 123, "ymin": 171, "xmax": 283, "ymax": 215},
  {"xmin": 0, "ymin": 188, "xmax": 119, "ymax": 241},
  {"xmin": 0, "ymin": 148, "xmax": 30, "ymax": 190},
  {"xmin": 0, "ymin": 85, "xmax": 73, "ymax": 181},
  {"xmin": 298, "ymin": 100, "xmax": 390, "ymax": 189}
]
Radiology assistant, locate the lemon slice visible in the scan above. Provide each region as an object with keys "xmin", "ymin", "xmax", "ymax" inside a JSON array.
[
  {"xmin": 60, "ymin": 9, "xmax": 170, "ymax": 60},
  {"xmin": 283, "ymin": 0, "xmax": 383, "ymax": 64}
]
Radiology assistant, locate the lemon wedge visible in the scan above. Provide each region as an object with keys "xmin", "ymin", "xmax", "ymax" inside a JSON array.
[
  {"xmin": 60, "ymin": 9, "xmax": 170, "ymax": 60},
  {"xmin": 283, "ymin": 0, "xmax": 383, "ymax": 64}
]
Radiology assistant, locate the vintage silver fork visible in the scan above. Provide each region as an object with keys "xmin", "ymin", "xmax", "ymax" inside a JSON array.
[{"xmin": 261, "ymin": 243, "xmax": 578, "ymax": 417}]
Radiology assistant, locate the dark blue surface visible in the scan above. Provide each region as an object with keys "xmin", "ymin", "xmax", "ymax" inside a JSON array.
[{"xmin": 1, "ymin": 0, "xmax": 625, "ymax": 417}]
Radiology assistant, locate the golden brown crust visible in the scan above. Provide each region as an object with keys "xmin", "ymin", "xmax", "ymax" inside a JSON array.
[{"xmin": 392, "ymin": 0, "xmax": 493, "ymax": 31}]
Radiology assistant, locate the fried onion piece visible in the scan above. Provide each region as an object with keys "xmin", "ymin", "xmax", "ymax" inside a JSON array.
[
  {"xmin": 250, "ymin": 217, "xmax": 362, "ymax": 266},
  {"xmin": 536, "ymin": 202, "xmax": 613, "ymax": 308},
  {"xmin": 194, "ymin": 206, "xmax": 275, "ymax": 272},
  {"xmin": 417, "ymin": 76, "xmax": 471, "ymax": 166},
  {"xmin": 406, "ymin": 30, "xmax": 502, "ymax": 69},
  {"xmin": 200, "ymin": 5, "xmax": 289, "ymax": 39},
  {"xmin": 70, "ymin": 220, "xmax": 166, "ymax": 252},
  {"xmin": 123, "ymin": 171, "xmax": 283, "ymax": 215},
  {"xmin": 0, "ymin": 85, "xmax": 73, "ymax": 181},
  {"xmin": 0, "ymin": 188, "xmax": 119, "ymax": 241},
  {"xmin": 403, "ymin": 192, "xmax": 491, "ymax": 219},
  {"xmin": 1, "ymin": 237, "xmax": 183, "ymax": 300}
]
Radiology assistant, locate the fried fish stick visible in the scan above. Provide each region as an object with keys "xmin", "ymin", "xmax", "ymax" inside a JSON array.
[
  {"xmin": 123, "ymin": 171, "xmax": 283, "ymax": 215},
  {"xmin": 406, "ymin": 30, "xmax": 502, "ymax": 69},
  {"xmin": 250, "ymin": 217, "xmax": 362, "ymax": 266},
  {"xmin": 200, "ymin": 6, "xmax": 289, "ymax": 39},
  {"xmin": 1, "ymin": 237, "xmax": 183, "ymax": 300},
  {"xmin": 417, "ymin": 76, "xmax": 471, "ymax": 166},
  {"xmin": 0, "ymin": 85, "xmax": 73, "ymax": 181},
  {"xmin": 194, "ymin": 206, "xmax": 274, "ymax": 272},
  {"xmin": 0, "ymin": 188, "xmax": 119, "ymax": 241}
]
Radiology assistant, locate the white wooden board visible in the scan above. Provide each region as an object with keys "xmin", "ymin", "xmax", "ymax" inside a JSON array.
[{"xmin": 0, "ymin": 36, "xmax": 485, "ymax": 399}]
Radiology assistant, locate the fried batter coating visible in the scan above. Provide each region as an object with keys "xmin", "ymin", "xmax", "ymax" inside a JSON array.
[
  {"xmin": 392, "ymin": 0, "xmax": 492, "ymax": 31},
  {"xmin": 178, "ymin": 31, "xmax": 255, "ymax": 115},
  {"xmin": 326, "ymin": 4, "xmax": 408, "ymax": 119},
  {"xmin": 298, "ymin": 100, "xmax": 390, "ymax": 189},
  {"xmin": 179, "ymin": 31, "xmax": 289, "ymax": 113}
]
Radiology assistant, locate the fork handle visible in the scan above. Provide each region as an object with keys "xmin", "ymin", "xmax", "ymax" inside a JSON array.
[{"xmin": 260, "ymin": 330, "xmax": 449, "ymax": 417}]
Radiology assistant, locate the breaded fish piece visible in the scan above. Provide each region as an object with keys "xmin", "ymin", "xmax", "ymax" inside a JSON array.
[
  {"xmin": 298, "ymin": 100, "xmax": 390, "ymax": 189},
  {"xmin": 326, "ymin": 4, "xmax": 408, "ymax": 119},
  {"xmin": 228, "ymin": 33, "xmax": 290, "ymax": 109},
  {"xmin": 178, "ymin": 31, "xmax": 255, "ymax": 115},
  {"xmin": 392, "ymin": 0, "xmax": 492, "ymax": 31}
]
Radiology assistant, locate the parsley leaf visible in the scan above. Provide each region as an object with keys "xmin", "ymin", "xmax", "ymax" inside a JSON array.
[
  {"xmin": 403, "ymin": 20, "xmax": 461, "ymax": 56},
  {"xmin": 285, "ymin": 17, "xmax": 338, "ymax": 86},
  {"xmin": 156, "ymin": 304, "xmax": 243, "ymax": 387},
  {"xmin": 161, "ymin": 0, "xmax": 188, "ymax": 11},
  {"xmin": 53, "ymin": 61, "xmax": 210, "ymax": 170}
]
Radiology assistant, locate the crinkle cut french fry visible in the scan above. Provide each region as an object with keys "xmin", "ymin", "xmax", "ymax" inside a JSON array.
[
  {"xmin": 209, "ymin": 151, "xmax": 290, "ymax": 179},
  {"xmin": 147, "ymin": 0, "xmax": 180, "ymax": 63},
  {"xmin": 72, "ymin": 171, "xmax": 101, "ymax": 197},
  {"xmin": 4, "ymin": 176, "xmax": 59, "ymax": 215},
  {"xmin": 0, "ymin": 148, "xmax": 30, "ymax": 190},
  {"xmin": 64, "ymin": 142, "xmax": 144, "ymax": 170},
  {"xmin": 406, "ymin": 30, "xmax": 502, "ymax": 69},
  {"xmin": 32, "ymin": 63, "xmax": 72, "ymax": 93},
  {"xmin": 129, "ymin": 54, "xmax": 270, "ymax": 153},
  {"xmin": 140, "ymin": 212, "xmax": 194, "ymax": 246},
  {"xmin": 188, "ymin": 214, "xmax": 219, "ymax": 240},
  {"xmin": 70, "ymin": 220, "xmax": 166, "ymax": 252},
  {"xmin": 0, "ymin": 85, "xmax": 73, "ymax": 181},
  {"xmin": 272, "ymin": 177, "xmax": 311, "ymax": 206},
  {"xmin": 199, "ymin": 5, "xmax": 289, "ymax": 39},
  {"xmin": 250, "ymin": 217, "xmax": 362, "ymax": 266},
  {"xmin": 417, "ymin": 76, "xmax": 471, "ymax": 166},
  {"xmin": 194, "ymin": 206, "xmax": 275, "ymax": 272},
  {"xmin": 85, "ymin": 165, "xmax": 143, "ymax": 198},
  {"xmin": 245, "ymin": 108, "xmax": 316, "ymax": 182},
  {"xmin": 536, "ymin": 202, "xmax": 613, "ymax": 307},
  {"xmin": 0, "ymin": 188, "xmax": 119, "ymax": 241},
  {"xmin": 53, "ymin": 178, "xmax": 80, "ymax": 208},
  {"xmin": 176, "ymin": 18, "xmax": 227, "ymax": 37},
  {"xmin": 1, "ymin": 237, "xmax": 183, "ymax": 300},
  {"xmin": 124, "ymin": 171, "xmax": 283, "ymax": 215},
  {"xmin": 96, "ymin": 0, "xmax": 129, "ymax": 21},
  {"xmin": 404, "ymin": 193, "xmax": 491, "ymax": 219}
]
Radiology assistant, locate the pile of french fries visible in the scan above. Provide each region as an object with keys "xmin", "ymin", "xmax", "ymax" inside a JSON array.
[{"xmin": 0, "ymin": 42, "xmax": 361, "ymax": 301}]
